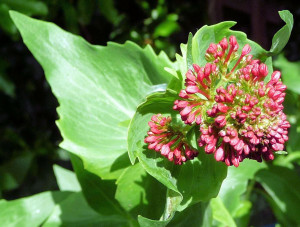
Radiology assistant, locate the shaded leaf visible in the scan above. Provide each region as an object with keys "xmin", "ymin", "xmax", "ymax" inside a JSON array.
[
  {"xmin": 0, "ymin": 152, "xmax": 33, "ymax": 191},
  {"xmin": 218, "ymin": 159, "xmax": 266, "ymax": 215},
  {"xmin": 115, "ymin": 162, "xmax": 166, "ymax": 220},
  {"xmin": 3, "ymin": 0, "xmax": 48, "ymax": 16},
  {"xmin": 70, "ymin": 154, "xmax": 128, "ymax": 218},
  {"xmin": 255, "ymin": 165, "xmax": 300, "ymax": 225}
]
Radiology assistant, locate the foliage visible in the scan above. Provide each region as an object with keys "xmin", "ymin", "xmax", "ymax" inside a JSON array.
[{"xmin": 0, "ymin": 4, "xmax": 300, "ymax": 227}]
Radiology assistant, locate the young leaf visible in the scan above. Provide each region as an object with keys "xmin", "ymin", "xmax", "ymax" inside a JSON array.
[
  {"xmin": 269, "ymin": 10, "xmax": 293, "ymax": 56},
  {"xmin": 10, "ymin": 11, "xmax": 174, "ymax": 180}
]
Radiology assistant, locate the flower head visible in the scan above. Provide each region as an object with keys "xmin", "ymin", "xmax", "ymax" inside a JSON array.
[
  {"xmin": 174, "ymin": 35, "xmax": 290, "ymax": 167},
  {"xmin": 144, "ymin": 114, "xmax": 198, "ymax": 165}
]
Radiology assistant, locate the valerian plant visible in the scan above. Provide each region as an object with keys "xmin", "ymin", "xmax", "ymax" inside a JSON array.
[{"xmin": 0, "ymin": 9, "xmax": 298, "ymax": 227}]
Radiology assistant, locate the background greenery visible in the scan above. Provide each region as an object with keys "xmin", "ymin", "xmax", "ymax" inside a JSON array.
[{"xmin": 0, "ymin": 1, "xmax": 300, "ymax": 226}]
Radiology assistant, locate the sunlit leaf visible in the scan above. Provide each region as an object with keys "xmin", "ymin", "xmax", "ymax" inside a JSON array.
[
  {"xmin": 53, "ymin": 164, "xmax": 81, "ymax": 192},
  {"xmin": 11, "ymin": 11, "xmax": 174, "ymax": 181}
]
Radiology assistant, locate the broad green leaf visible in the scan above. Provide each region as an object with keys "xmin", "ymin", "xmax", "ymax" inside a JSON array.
[
  {"xmin": 0, "ymin": 152, "xmax": 33, "ymax": 191},
  {"xmin": 53, "ymin": 164, "xmax": 81, "ymax": 192},
  {"xmin": 115, "ymin": 162, "xmax": 166, "ymax": 220},
  {"xmin": 70, "ymin": 154, "xmax": 128, "ymax": 218},
  {"xmin": 269, "ymin": 10, "xmax": 293, "ymax": 55},
  {"xmin": 255, "ymin": 166, "xmax": 300, "ymax": 225},
  {"xmin": 0, "ymin": 191, "xmax": 71, "ymax": 227},
  {"xmin": 273, "ymin": 54, "xmax": 300, "ymax": 94},
  {"xmin": 218, "ymin": 159, "xmax": 266, "ymax": 216},
  {"xmin": 43, "ymin": 192, "xmax": 127, "ymax": 227},
  {"xmin": 210, "ymin": 197, "xmax": 236, "ymax": 227},
  {"xmin": 11, "ymin": 11, "xmax": 174, "ymax": 180}
]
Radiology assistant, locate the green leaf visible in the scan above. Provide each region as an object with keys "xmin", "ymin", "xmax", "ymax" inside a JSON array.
[
  {"xmin": 191, "ymin": 21, "xmax": 268, "ymax": 66},
  {"xmin": 43, "ymin": 192, "xmax": 127, "ymax": 227},
  {"xmin": 53, "ymin": 164, "xmax": 81, "ymax": 192},
  {"xmin": 217, "ymin": 159, "xmax": 266, "ymax": 216},
  {"xmin": 255, "ymin": 165, "xmax": 300, "ymax": 225},
  {"xmin": 138, "ymin": 215, "xmax": 172, "ymax": 227},
  {"xmin": 115, "ymin": 163, "xmax": 166, "ymax": 220},
  {"xmin": 0, "ymin": 4, "xmax": 17, "ymax": 35},
  {"xmin": 3, "ymin": 0, "xmax": 48, "ymax": 16},
  {"xmin": 0, "ymin": 191, "xmax": 71, "ymax": 227},
  {"xmin": 153, "ymin": 19, "xmax": 180, "ymax": 38},
  {"xmin": 273, "ymin": 54, "xmax": 300, "ymax": 94},
  {"xmin": 167, "ymin": 202, "xmax": 212, "ymax": 227},
  {"xmin": 210, "ymin": 197, "xmax": 237, "ymax": 227},
  {"xmin": 70, "ymin": 154, "xmax": 126, "ymax": 217},
  {"xmin": 10, "ymin": 11, "xmax": 174, "ymax": 180},
  {"xmin": 179, "ymin": 21, "xmax": 274, "ymax": 83},
  {"xmin": 269, "ymin": 10, "xmax": 293, "ymax": 55},
  {"xmin": 186, "ymin": 32, "xmax": 193, "ymax": 70},
  {"xmin": 98, "ymin": 0, "xmax": 122, "ymax": 26},
  {"xmin": 0, "ymin": 152, "xmax": 33, "ymax": 191}
]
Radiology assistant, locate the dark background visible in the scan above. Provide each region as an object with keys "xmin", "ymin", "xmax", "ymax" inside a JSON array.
[{"xmin": 0, "ymin": 0, "xmax": 298, "ymax": 225}]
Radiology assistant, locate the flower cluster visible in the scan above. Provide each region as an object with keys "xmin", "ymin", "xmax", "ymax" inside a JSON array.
[
  {"xmin": 144, "ymin": 114, "xmax": 198, "ymax": 165},
  {"xmin": 145, "ymin": 35, "xmax": 290, "ymax": 167}
]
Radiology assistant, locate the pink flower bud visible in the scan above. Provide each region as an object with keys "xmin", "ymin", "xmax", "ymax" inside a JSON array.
[
  {"xmin": 186, "ymin": 85, "xmax": 200, "ymax": 94},
  {"xmin": 241, "ymin": 44, "xmax": 251, "ymax": 56},
  {"xmin": 219, "ymin": 37, "xmax": 228, "ymax": 50},
  {"xmin": 259, "ymin": 63, "xmax": 268, "ymax": 77},
  {"xmin": 215, "ymin": 145, "xmax": 225, "ymax": 161}
]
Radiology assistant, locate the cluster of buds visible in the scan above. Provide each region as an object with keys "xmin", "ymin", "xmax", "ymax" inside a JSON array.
[
  {"xmin": 145, "ymin": 35, "xmax": 290, "ymax": 167},
  {"xmin": 144, "ymin": 114, "xmax": 198, "ymax": 165}
]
